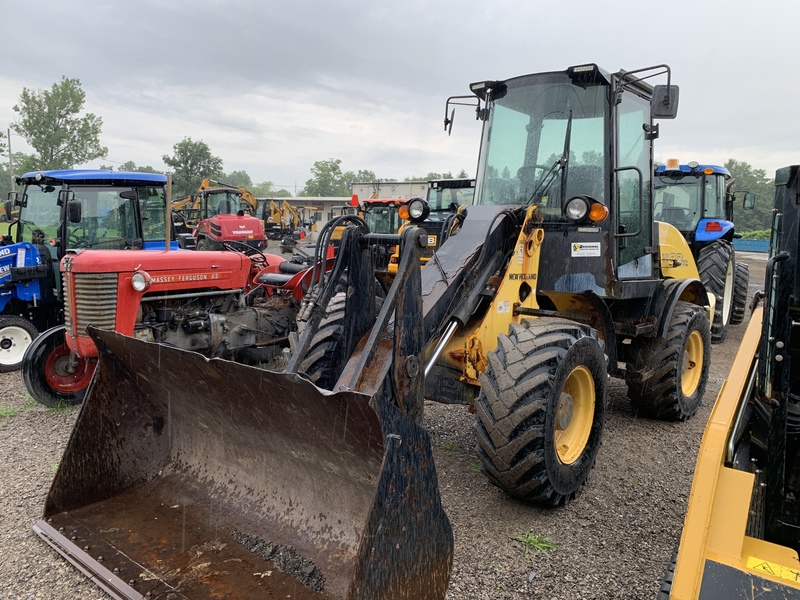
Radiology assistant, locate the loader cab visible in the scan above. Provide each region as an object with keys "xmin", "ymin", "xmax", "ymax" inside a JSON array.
[
  {"xmin": 470, "ymin": 64, "xmax": 676, "ymax": 296},
  {"xmin": 427, "ymin": 178, "xmax": 475, "ymax": 212},
  {"xmin": 203, "ymin": 189, "xmax": 245, "ymax": 217},
  {"xmin": 362, "ymin": 198, "xmax": 406, "ymax": 235}
]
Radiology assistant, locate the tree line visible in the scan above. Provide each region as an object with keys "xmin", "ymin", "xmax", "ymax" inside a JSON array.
[
  {"xmin": 0, "ymin": 76, "xmax": 781, "ymax": 234},
  {"xmin": 0, "ymin": 77, "xmax": 470, "ymax": 200}
]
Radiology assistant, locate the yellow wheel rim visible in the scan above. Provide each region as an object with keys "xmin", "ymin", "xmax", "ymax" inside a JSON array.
[
  {"xmin": 681, "ymin": 330, "xmax": 704, "ymax": 397},
  {"xmin": 555, "ymin": 365, "xmax": 595, "ymax": 465}
]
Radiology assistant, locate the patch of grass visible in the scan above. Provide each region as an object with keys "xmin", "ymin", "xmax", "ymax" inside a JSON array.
[
  {"xmin": 23, "ymin": 397, "xmax": 39, "ymax": 409},
  {"xmin": 436, "ymin": 440, "xmax": 456, "ymax": 451},
  {"xmin": 48, "ymin": 399, "xmax": 73, "ymax": 413},
  {"xmin": 50, "ymin": 461, "xmax": 59, "ymax": 473},
  {"xmin": 511, "ymin": 530, "xmax": 558, "ymax": 558},
  {"xmin": 0, "ymin": 406, "xmax": 19, "ymax": 418},
  {"xmin": 470, "ymin": 463, "xmax": 481, "ymax": 473}
]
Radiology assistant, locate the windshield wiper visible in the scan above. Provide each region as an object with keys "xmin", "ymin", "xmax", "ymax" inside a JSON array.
[{"xmin": 526, "ymin": 110, "xmax": 573, "ymax": 207}]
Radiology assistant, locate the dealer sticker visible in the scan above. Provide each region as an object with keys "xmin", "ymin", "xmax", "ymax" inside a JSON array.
[{"xmin": 571, "ymin": 242, "xmax": 601, "ymax": 257}]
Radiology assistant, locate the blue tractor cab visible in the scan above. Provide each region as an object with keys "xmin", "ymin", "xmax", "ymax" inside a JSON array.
[
  {"xmin": 654, "ymin": 161, "xmax": 755, "ymax": 343},
  {"xmin": 0, "ymin": 169, "xmax": 178, "ymax": 371}
]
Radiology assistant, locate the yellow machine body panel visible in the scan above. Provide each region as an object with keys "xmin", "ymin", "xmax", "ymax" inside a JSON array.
[
  {"xmin": 657, "ymin": 220, "xmax": 715, "ymax": 323},
  {"xmin": 670, "ymin": 306, "xmax": 800, "ymax": 598}
]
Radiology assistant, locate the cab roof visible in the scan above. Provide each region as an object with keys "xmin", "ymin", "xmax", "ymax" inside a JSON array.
[
  {"xmin": 655, "ymin": 164, "xmax": 731, "ymax": 177},
  {"xmin": 17, "ymin": 169, "xmax": 167, "ymax": 185}
]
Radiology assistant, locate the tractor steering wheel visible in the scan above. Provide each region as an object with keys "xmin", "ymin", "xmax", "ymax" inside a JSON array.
[{"xmin": 221, "ymin": 240, "xmax": 268, "ymax": 265}]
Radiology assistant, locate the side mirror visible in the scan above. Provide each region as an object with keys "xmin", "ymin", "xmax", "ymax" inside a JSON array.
[
  {"xmin": 652, "ymin": 84, "xmax": 679, "ymax": 119},
  {"xmin": 57, "ymin": 189, "xmax": 74, "ymax": 207},
  {"xmin": 67, "ymin": 199, "xmax": 82, "ymax": 224},
  {"xmin": 743, "ymin": 191, "xmax": 756, "ymax": 210},
  {"xmin": 3, "ymin": 199, "xmax": 12, "ymax": 221}
]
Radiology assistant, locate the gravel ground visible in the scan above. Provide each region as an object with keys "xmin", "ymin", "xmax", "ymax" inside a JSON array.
[{"xmin": 0, "ymin": 252, "xmax": 766, "ymax": 600}]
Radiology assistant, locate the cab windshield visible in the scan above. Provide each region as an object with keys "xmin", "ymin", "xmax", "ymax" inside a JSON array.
[
  {"xmin": 475, "ymin": 73, "xmax": 607, "ymax": 222},
  {"xmin": 19, "ymin": 184, "xmax": 167, "ymax": 250},
  {"xmin": 204, "ymin": 190, "xmax": 245, "ymax": 216},
  {"xmin": 364, "ymin": 206, "xmax": 400, "ymax": 234},
  {"xmin": 654, "ymin": 173, "xmax": 727, "ymax": 231}
]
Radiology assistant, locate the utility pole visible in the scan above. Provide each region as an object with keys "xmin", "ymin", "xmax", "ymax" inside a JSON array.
[{"xmin": 7, "ymin": 128, "xmax": 14, "ymax": 192}]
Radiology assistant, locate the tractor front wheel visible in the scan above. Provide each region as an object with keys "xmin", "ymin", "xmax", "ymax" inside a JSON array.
[
  {"xmin": 0, "ymin": 315, "xmax": 38, "ymax": 372},
  {"xmin": 21, "ymin": 325, "xmax": 96, "ymax": 407},
  {"xmin": 474, "ymin": 318, "xmax": 607, "ymax": 506},
  {"xmin": 626, "ymin": 302, "xmax": 710, "ymax": 421}
]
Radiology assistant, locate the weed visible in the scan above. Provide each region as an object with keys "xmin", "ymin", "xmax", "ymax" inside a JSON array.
[
  {"xmin": 50, "ymin": 461, "xmax": 59, "ymax": 473},
  {"xmin": 0, "ymin": 406, "xmax": 19, "ymax": 418},
  {"xmin": 470, "ymin": 463, "xmax": 481, "ymax": 473},
  {"xmin": 23, "ymin": 397, "xmax": 39, "ymax": 409},
  {"xmin": 48, "ymin": 399, "xmax": 73, "ymax": 413},
  {"xmin": 511, "ymin": 530, "xmax": 558, "ymax": 557},
  {"xmin": 437, "ymin": 440, "xmax": 456, "ymax": 451}
]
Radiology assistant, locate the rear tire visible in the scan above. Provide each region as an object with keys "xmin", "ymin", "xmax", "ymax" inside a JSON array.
[
  {"xmin": 474, "ymin": 318, "xmax": 607, "ymax": 506},
  {"xmin": 626, "ymin": 302, "xmax": 710, "ymax": 421},
  {"xmin": 21, "ymin": 325, "xmax": 96, "ymax": 407},
  {"xmin": 730, "ymin": 261, "xmax": 749, "ymax": 325},
  {"xmin": 697, "ymin": 240, "xmax": 734, "ymax": 343},
  {"xmin": 0, "ymin": 315, "xmax": 38, "ymax": 372}
]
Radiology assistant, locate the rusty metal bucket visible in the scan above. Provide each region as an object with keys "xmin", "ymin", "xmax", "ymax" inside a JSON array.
[{"xmin": 34, "ymin": 327, "xmax": 453, "ymax": 599}]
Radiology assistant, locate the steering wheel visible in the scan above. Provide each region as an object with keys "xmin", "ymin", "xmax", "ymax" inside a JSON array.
[
  {"xmin": 68, "ymin": 229, "xmax": 90, "ymax": 248},
  {"xmin": 221, "ymin": 239, "xmax": 268, "ymax": 264}
]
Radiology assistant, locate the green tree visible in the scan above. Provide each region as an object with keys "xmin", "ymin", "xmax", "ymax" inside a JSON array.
[
  {"xmin": 251, "ymin": 181, "xmax": 277, "ymax": 196},
  {"xmin": 99, "ymin": 161, "xmax": 163, "ymax": 174},
  {"xmin": 224, "ymin": 169, "xmax": 253, "ymax": 189},
  {"xmin": 405, "ymin": 172, "xmax": 452, "ymax": 182},
  {"xmin": 302, "ymin": 158, "xmax": 351, "ymax": 196},
  {"xmin": 724, "ymin": 159, "xmax": 775, "ymax": 234},
  {"xmin": 11, "ymin": 76, "xmax": 107, "ymax": 170},
  {"xmin": 162, "ymin": 138, "xmax": 224, "ymax": 197}
]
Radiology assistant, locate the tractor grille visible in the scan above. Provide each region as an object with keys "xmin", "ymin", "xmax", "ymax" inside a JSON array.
[{"xmin": 64, "ymin": 273, "xmax": 118, "ymax": 336}]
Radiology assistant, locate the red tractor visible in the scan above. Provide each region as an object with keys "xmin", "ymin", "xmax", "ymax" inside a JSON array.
[{"xmin": 22, "ymin": 242, "xmax": 321, "ymax": 406}]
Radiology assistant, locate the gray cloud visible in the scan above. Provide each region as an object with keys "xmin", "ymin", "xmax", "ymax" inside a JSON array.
[{"xmin": 2, "ymin": 0, "xmax": 798, "ymax": 186}]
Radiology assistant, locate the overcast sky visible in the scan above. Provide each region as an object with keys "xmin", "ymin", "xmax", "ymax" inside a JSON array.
[{"xmin": 2, "ymin": 0, "xmax": 797, "ymax": 192}]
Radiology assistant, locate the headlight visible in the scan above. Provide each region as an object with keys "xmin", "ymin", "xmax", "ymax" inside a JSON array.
[
  {"xmin": 407, "ymin": 197, "xmax": 430, "ymax": 222},
  {"xmin": 131, "ymin": 271, "xmax": 151, "ymax": 292},
  {"xmin": 565, "ymin": 197, "xmax": 589, "ymax": 221}
]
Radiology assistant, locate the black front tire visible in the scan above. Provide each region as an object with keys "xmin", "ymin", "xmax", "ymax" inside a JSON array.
[
  {"xmin": 474, "ymin": 318, "xmax": 608, "ymax": 506},
  {"xmin": 697, "ymin": 240, "xmax": 734, "ymax": 343},
  {"xmin": 730, "ymin": 261, "xmax": 749, "ymax": 325},
  {"xmin": 626, "ymin": 302, "xmax": 711, "ymax": 421},
  {"xmin": 0, "ymin": 315, "xmax": 39, "ymax": 373},
  {"xmin": 21, "ymin": 325, "xmax": 94, "ymax": 407}
]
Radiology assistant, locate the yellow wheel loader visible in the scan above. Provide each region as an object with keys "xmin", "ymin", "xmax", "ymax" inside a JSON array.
[
  {"xmin": 662, "ymin": 165, "xmax": 800, "ymax": 599},
  {"xmin": 291, "ymin": 63, "xmax": 714, "ymax": 507}
]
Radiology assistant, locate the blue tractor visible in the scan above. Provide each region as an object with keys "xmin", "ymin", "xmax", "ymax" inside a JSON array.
[
  {"xmin": 654, "ymin": 162, "xmax": 754, "ymax": 343},
  {"xmin": 1, "ymin": 169, "xmax": 174, "ymax": 371}
]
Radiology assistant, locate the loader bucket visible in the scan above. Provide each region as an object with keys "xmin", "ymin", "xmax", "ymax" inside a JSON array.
[{"xmin": 34, "ymin": 327, "xmax": 453, "ymax": 600}]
